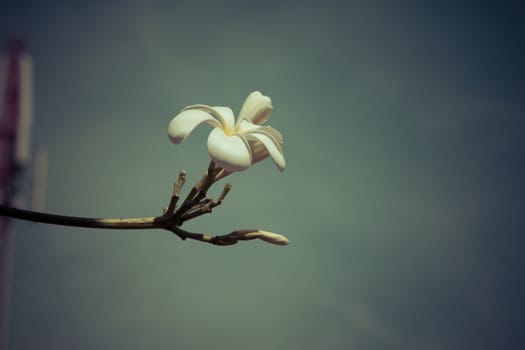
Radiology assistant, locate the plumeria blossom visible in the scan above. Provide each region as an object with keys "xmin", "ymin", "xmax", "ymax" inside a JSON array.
[{"xmin": 168, "ymin": 91, "xmax": 286, "ymax": 172}]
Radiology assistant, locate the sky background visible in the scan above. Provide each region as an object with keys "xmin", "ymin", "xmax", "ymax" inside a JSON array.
[{"xmin": 1, "ymin": 0, "xmax": 524, "ymax": 349}]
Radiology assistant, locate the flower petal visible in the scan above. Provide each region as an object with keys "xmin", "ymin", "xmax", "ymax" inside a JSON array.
[
  {"xmin": 184, "ymin": 104, "xmax": 235, "ymax": 133},
  {"xmin": 168, "ymin": 109, "xmax": 221, "ymax": 144},
  {"xmin": 246, "ymin": 132, "xmax": 286, "ymax": 171},
  {"xmin": 207, "ymin": 128, "xmax": 252, "ymax": 172},
  {"xmin": 237, "ymin": 91, "xmax": 273, "ymax": 127}
]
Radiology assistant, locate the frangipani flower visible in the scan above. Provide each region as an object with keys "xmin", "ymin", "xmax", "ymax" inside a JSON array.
[{"xmin": 168, "ymin": 91, "xmax": 286, "ymax": 172}]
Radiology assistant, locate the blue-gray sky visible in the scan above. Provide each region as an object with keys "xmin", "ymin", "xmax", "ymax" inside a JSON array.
[{"xmin": 1, "ymin": 0, "xmax": 524, "ymax": 349}]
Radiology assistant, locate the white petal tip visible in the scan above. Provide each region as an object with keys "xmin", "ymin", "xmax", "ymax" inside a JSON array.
[
  {"xmin": 167, "ymin": 120, "xmax": 184, "ymax": 144},
  {"xmin": 167, "ymin": 133, "xmax": 184, "ymax": 144},
  {"xmin": 277, "ymin": 160, "xmax": 286, "ymax": 172}
]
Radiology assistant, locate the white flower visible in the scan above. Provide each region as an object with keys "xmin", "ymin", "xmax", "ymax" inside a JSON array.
[{"xmin": 168, "ymin": 91, "xmax": 286, "ymax": 172}]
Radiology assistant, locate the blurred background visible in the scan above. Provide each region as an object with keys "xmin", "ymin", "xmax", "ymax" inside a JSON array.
[{"xmin": 1, "ymin": 0, "xmax": 524, "ymax": 349}]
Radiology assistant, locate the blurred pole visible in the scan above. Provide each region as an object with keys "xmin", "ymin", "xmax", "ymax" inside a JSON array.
[{"xmin": 0, "ymin": 39, "xmax": 33, "ymax": 350}]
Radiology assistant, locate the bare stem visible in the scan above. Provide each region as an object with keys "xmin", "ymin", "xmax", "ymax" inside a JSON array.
[{"xmin": 0, "ymin": 205, "xmax": 161, "ymax": 229}]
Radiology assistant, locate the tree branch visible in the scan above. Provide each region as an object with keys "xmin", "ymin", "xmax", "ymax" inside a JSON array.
[
  {"xmin": 0, "ymin": 162, "xmax": 288, "ymax": 246},
  {"xmin": 0, "ymin": 205, "xmax": 161, "ymax": 229}
]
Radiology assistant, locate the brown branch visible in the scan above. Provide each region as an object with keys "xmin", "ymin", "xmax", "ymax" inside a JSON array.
[
  {"xmin": 0, "ymin": 205, "xmax": 286, "ymax": 246},
  {"xmin": 0, "ymin": 163, "xmax": 289, "ymax": 246},
  {"xmin": 0, "ymin": 205, "xmax": 161, "ymax": 229}
]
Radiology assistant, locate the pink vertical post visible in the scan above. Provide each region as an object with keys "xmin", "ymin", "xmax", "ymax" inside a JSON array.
[{"xmin": 0, "ymin": 39, "xmax": 33, "ymax": 350}]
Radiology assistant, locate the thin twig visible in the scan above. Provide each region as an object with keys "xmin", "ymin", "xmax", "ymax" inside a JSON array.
[{"xmin": 164, "ymin": 170, "xmax": 186, "ymax": 215}]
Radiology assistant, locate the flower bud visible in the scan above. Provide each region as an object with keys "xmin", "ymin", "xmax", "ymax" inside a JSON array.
[{"xmin": 242, "ymin": 230, "xmax": 289, "ymax": 245}]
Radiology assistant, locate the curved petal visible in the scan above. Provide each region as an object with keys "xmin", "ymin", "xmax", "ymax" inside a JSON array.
[
  {"xmin": 168, "ymin": 109, "xmax": 221, "ymax": 144},
  {"xmin": 246, "ymin": 133, "xmax": 286, "ymax": 171},
  {"xmin": 237, "ymin": 91, "xmax": 273, "ymax": 127},
  {"xmin": 207, "ymin": 128, "xmax": 252, "ymax": 172},
  {"xmin": 184, "ymin": 104, "xmax": 235, "ymax": 133}
]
